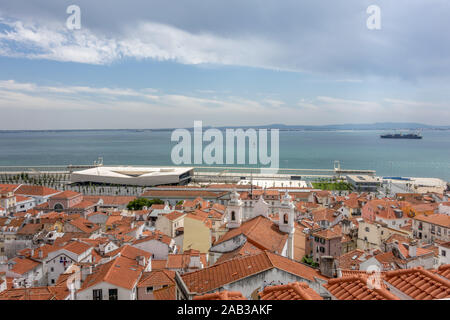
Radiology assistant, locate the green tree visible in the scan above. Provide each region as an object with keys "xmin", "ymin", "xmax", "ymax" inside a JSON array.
[{"xmin": 127, "ymin": 198, "xmax": 164, "ymax": 210}]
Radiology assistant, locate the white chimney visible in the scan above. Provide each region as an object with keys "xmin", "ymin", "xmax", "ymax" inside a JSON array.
[
  {"xmin": 136, "ymin": 256, "xmax": 146, "ymax": 267},
  {"xmin": 69, "ymin": 282, "xmax": 76, "ymax": 300},
  {"xmin": 409, "ymin": 240, "xmax": 417, "ymax": 258},
  {"xmin": 188, "ymin": 254, "xmax": 203, "ymax": 269}
]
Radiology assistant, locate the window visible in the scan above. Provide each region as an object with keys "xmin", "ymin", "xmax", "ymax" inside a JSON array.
[
  {"xmin": 50, "ymin": 267, "xmax": 54, "ymax": 272},
  {"xmin": 442, "ymin": 250, "xmax": 446, "ymax": 257},
  {"xmin": 283, "ymin": 213, "xmax": 288, "ymax": 224},
  {"xmin": 54, "ymin": 203, "xmax": 64, "ymax": 212},
  {"xmin": 146, "ymin": 286, "xmax": 154, "ymax": 294},
  {"xmin": 109, "ymin": 289, "xmax": 118, "ymax": 300},
  {"xmin": 93, "ymin": 289, "xmax": 102, "ymax": 300},
  {"xmin": 365, "ymin": 227, "xmax": 370, "ymax": 232},
  {"xmin": 231, "ymin": 211, "xmax": 235, "ymax": 221},
  {"xmin": 51, "ymin": 279, "xmax": 55, "ymax": 284}
]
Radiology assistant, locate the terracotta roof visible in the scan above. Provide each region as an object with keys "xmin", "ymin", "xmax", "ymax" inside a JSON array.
[
  {"xmin": 83, "ymin": 195, "xmax": 136, "ymax": 206},
  {"xmin": 138, "ymin": 270, "xmax": 175, "ymax": 288},
  {"xmin": 313, "ymin": 228, "xmax": 341, "ymax": 240},
  {"xmin": 152, "ymin": 260, "xmax": 169, "ymax": 270},
  {"xmin": 338, "ymin": 249, "xmax": 367, "ymax": 270},
  {"xmin": 8, "ymin": 257, "xmax": 41, "ymax": 275},
  {"xmin": 435, "ymin": 264, "xmax": 450, "ymax": 280},
  {"xmin": 414, "ymin": 214, "xmax": 450, "ymax": 228},
  {"xmin": 194, "ymin": 291, "xmax": 246, "ymax": 300},
  {"xmin": 166, "ymin": 251, "xmax": 207, "ymax": 270},
  {"xmin": 181, "ymin": 251, "xmax": 324, "ymax": 294},
  {"xmin": 0, "ymin": 184, "xmax": 20, "ymax": 193},
  {"xmin": 142, "ymin": 190, "xmax": 222, "ymax": 198},
  {"xmin": 80, "ymin": 247, "xmax": 149, "ymax": 291},
  {"xmin": 16, "ymin": 223, "xmax": 43, "ymax": 235},
  {"xmin": 214, "ymin": 242, "xmax": 263, "ymax": 265},
  {"xmin": 50, "ymin": 190, "xmax": 81, "ymax": 200},
  {"xmin": 133, "ymin": 231, "xmax": 173, "ymax": 246},
  {"xmin": 70, "ymin": 200, "xmax": 97, "ymax": 209},
  {"xmin": 384, "ymin": 267, "xmax": 450, "ymax": 300},
  {"xmin": 0, "ymin": 285, "xmax": 69, "ymax": 300},
  {"xmin": 259, "ymin": 282, "xmax": 323, "ymax": 300},
  {"xmin": 153, "ymin": 284, "xmax": 176, "ymax": 300},
  {"xmin": 62, "ymin": 241, "xmax": 93, "ymax": 255},
  {"xmin": 15, "ymin": 185, "xmax": 60, "ymax": 197},
  {"xmin": 324, "ymin": 275, "xmax": 400, "ymax": 300},
  {"xmin": 66, "ymin": 217, "xmax": 100, "ymax": 234},
  {"xmin": 364, "ymin": 199, "xmax": 410, "ymax": 220},
  {"xmin": 15, "ymin": 195, "xmax": 33, "ymax": 203},
  {"xmin": 214, "ymin": 216, "xmax": 288, "ymax": 254},
  {"xmin": 165, "ymin": 210, "xmax": 186, "ymax": 221}
]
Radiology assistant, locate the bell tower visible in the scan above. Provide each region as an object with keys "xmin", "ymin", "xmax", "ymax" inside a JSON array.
[
  {"xmin": 226, "ymin": 188, "xmax": 243, "ymax": 229},
  {"xmin": 279, "ymin": 191, "xmax": 295, "ymax": 234}
]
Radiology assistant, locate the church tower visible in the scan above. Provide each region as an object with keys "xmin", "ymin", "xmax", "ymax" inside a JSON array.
[
  {"xmin": 226, "ymin": 188, "xmax": 243, "ymax": 229},
  {"xmin": 279, "ymin": 191, "xmax": 295, "ymax": 234}
]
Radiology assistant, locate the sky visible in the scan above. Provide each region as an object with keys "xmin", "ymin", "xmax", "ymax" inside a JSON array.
[{"xmin": 0, "ymin": 0, "xmax": 449, "ymax": 129}]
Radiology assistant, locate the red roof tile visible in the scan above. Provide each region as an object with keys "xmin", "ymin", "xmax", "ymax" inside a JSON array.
[{"xmin": 259, "ymin": 282, "xmax": 323, "ymax": 300}]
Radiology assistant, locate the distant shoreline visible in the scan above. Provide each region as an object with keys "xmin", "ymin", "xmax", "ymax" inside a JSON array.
[{"xmin": 1, "ymin": 122, "xmax": 449, "ymax": 133}]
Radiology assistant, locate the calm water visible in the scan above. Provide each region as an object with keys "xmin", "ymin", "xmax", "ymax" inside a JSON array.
[{"xmin": 0, "ymin": 130, "xmax": 449, "ymax": 181}]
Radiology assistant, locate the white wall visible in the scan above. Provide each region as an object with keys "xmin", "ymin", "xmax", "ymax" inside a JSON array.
[{"xmin": 76, "ymin": 282, "xmax": 135, "ymax": 300}]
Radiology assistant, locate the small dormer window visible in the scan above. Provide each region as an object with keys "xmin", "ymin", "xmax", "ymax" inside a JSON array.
[
  {"xmin": 231, "ymin": 211, "xmax": 236, "ymax": 221},
  {"xmin": 283, "ymin": 213, "xmax": 288, "ymax": 224}
]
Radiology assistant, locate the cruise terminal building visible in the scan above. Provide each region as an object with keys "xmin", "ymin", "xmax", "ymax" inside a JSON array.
[{"xmin": 70, "ymin": 166, "xmax": 194, "ymax": 186}]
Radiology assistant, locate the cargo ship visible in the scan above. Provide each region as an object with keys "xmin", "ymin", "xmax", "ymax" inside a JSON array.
[{"xmin": 380, "ymin": 132, "xmax": 422, "ymax": 139}]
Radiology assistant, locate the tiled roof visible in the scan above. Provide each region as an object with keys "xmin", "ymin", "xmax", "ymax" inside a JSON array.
[
  {"xmin": 16, "ymin": 223, "xmax": 43, "ymax": 235},
  {"xmin": 338, "ymin": 249, "xmax": 367, "ymax": 270},
  {"xmin": 142, "ymin": 190, "xmax": 223, "ymax": 198},
  {"xmin": 83, "ymin": 195, "xmax": 136, "ymax": 206},
  {"xmin": 214, "ymin": 242, "xmax": 263, "ymax": 265},
  {"xmin": 66, "ymin": 217, "xmax": 100, "ymax": 234},
  {"xmin": 152, "ymin": 260, "xmax": 169, "ymax": 270},
  {"xmin": 413, "ymin": 214, "xmax": 450, "ymax": 228},
  {"xmin": 0, "ymin": 184, "xmax": 20, "ymax": 193},
  {"xmin": 194, "ymin": 291, "xmax": 246, "ymax": 300},
  {"xmin": 138, "ymin": 270, "xmax": 175, "ymax": 288},
  {"xmin": 213, "ymin": 216, "xmax": 288, "ymax": 254},
  {"xmin": 15, "ymin": 195, "xmax": 33, "ymax": 203},
  {"xmin": 62, "ymin": 241, "xmax": 93, "ymax": 255},
  {"xmin": 259, "ymin": 282, "xmax": 323, "ymax": 300},
  {"xmin": 365, "ymin": 199, "xmax": 410, "ymax": 220},
  {"xmin": 50, "ymin": 190, "xmax": 81, "ymax": 200},
  {"xmin": 324, "ymin": 275, "xmax": 400, "ymax": 300},
  {"xmin": 15, "ymin": 185, "xmax": 60, "ymax": 197},
  {"xmin": 166, "ymin": 251, "xmax": 207, "ymax": 270},
  {"xmin": 132, "ymin": 231, "xmax": 173, "ymax": 246},
  {"xmin": 0, "ymin": 285, "xmax": 69, "ymax": 300},
  {"xmin": 80, "ymin": 249, "xmax": 148, "ymax": 291},
  {"xmin": 181, "ymin": 251, "xmax": 324, "ymax": 294},
  {"xmin": 165, "ymin": 210, "xmax": 186, "ymax": 221},
  {"xmin": 70, "ymin": 200, "xmax": 97, "ymax": 209},
  {"xmin": 8, "ymin": 257, "xmax": 41, "ymax": 275},
  {"xmin": 153, "ymin": 284, "xmax": 176, "ymax": 300},
  {"xmin": 384, "ymin": 267, "xmax": 450, "ymax": 300},
  {"xmin": 435, "ymin": 264, "xmax": 450, "ymax": 280}
]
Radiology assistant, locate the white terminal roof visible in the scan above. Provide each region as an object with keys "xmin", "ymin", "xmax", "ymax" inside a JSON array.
[
  {"xmin": 73, "ymin": 166, "xmax": 193, "ymax": 178},
  {"xmin": 70, "ymin": 166, "xmax": 193, "ymax": 186}
]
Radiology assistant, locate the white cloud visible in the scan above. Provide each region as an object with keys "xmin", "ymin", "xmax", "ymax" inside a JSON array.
[{"xmin": 0, "ymin": 18, "xmax": 282, "ymax": 67}]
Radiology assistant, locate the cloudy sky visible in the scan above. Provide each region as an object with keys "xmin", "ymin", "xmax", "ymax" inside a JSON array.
[{"xmin": 0, "ymin": 0, "xmax": 449, "ymax": 129}]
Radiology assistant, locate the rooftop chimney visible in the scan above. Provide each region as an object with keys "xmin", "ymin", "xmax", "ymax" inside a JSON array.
[
  {"xmin": 319, "ymin": 256, "xmax": 336, "ymax": 278},
  {"xmin": 136, "ymin": 256, "xmax": 146, "ymax": 267},
  {"xmin": 409, "ymin": 240, "xmax": 417, "ymax": 258}
]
